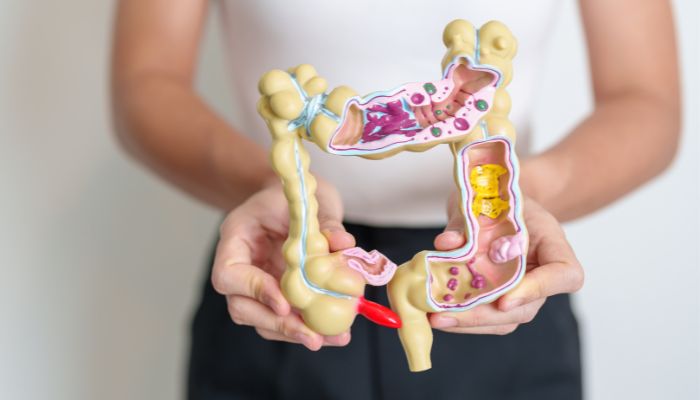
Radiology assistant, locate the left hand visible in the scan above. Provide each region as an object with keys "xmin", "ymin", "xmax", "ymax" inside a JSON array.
[
  {"xmin": 210, "ymin": 179, "xmax": 355, "ymax": 350},
  {"xmin": 429, "ymin": 194, "xmax": 584, "ymax": 334}
]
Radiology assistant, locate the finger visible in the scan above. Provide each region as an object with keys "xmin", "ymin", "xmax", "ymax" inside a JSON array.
[
  {"xmin": 322, "ymin": 332, "xmax": 352, "ymax": 347},
  {"xmin": 439, "ymin": 323, "xmax": 520, "ymax": 335},
  {"xmin": 430, "ymin": 299, "xmax": 545, "ymax": 329},
  {"xmin": 521, "ymin": 198, "xmax": 557, "ymax": 236},
  {"xmin": 255, "ymin": 328, "xmax": 301, "ymax": 344},
  {"xmin": 317, "ymin": 203, "xmax": 355, "ymax": 251},
  {"xmin": 315, "ymin": 182, "xmax": 355, "ymax": 251},
  {"xmin": 227, "ymin": 295, "xmax": 323, "ymax": 351},
  {"xmin": 498, "ymin": 218, "xmax": 583, "ymax": 312},
  {"xmin": 493, "ymin": 198, "xmax": 584, "ymax": 311},
  {"xmin": 498, "ymin": 260, "xmax": 584, "ymax": 311},
  {"xmin": 214, "ymin": 262, "xmax": 290, "ymax": 316},
  {"xmin": 212, "ymin": 237, "xmax": 290, "ymax": 315},
  {"xmin": 434, "ymin": 230, "xmax": 465, "ymax": 250},
  {"xmin": 322, "ymin": 228, "xmax": 356, "ymax": 252},
  {"xmin": 435, "ymin": 192, "xmax": 466, "ymax": 251},
  {"xmin": 434, "ymin": 213, "xmax": 465, "ymax": 250},
  {"xmin": 257, "ymin": 328, "xmax": 351, "ymax": 347}
]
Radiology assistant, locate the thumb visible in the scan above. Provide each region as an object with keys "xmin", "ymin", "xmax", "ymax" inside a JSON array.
[
  {"xmin": 319, "ymin": 214, "xmax": 356, "ymax": 252},
  {"xmin": 434, "ymin": 190, "xmax": 465, "ymax": 250},
  {"xmin": 315, "ymin": 178, "xmax": 356, "ymax": 252}
]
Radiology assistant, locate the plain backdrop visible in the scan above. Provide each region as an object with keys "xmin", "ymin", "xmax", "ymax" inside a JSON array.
[{"xmin": 1, "ymin": 1, "xmax": 698, "ymax": 399}]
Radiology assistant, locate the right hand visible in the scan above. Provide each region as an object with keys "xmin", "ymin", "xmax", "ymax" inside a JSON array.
[{"xmin": 211, "ymin": 179, "xmax": 356, "ymax": 350}]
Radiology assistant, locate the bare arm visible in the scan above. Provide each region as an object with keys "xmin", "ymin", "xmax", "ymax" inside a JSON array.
[
  {"xmin": 520, "ymin": 0, "xmax": 681, "ymax": 221},
  {"xmin": 111, "ymin": 0, "xmax": 275, "ymax": 210}
]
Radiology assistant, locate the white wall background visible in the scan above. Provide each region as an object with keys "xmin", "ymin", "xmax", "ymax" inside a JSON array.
[{"xmin": 0, "ymin": 1, "xmax": 697, "ymax": 399}]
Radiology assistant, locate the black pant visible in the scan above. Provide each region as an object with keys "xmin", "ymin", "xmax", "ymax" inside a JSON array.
[{"xmin": 188, "ymin": 223, "xmax": 582, "ymax": 400}]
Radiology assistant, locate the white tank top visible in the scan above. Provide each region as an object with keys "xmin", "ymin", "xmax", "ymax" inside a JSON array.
[{"xmin": 218, "ymin": 0, "xmax": 560, "ymax": 226}]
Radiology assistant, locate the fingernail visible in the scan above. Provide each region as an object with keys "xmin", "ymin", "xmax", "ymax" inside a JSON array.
[
  {"xmin": 432, "ymin": 316, "xmax": 458, "ymax": 328},
  {"xmin": 321, "ymin": 227, "xmax": 341, "ymax": 236}
]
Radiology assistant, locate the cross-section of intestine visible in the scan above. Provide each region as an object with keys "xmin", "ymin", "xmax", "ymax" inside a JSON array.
[
  {"xmin": 328, "ymin": 63, "xmax": 499, "ymax": 154},
  {"xmin": 420, "ymin": 139, "xmax": 525, "ymax": 311}
]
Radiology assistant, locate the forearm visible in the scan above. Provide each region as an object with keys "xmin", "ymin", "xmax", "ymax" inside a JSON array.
[
  {"xmin": 516, "ymin": 0, "xmax": 681, "ymax": 222},
  {"xmin": 112, "ymin": 74, "xmax": 275, "ymax": 210},
  {"xmin": 521, "ymin": 91, "xmax": 680, "ymax": 221},
  {"xmin": 111, "ymin": 0, "xmax": 276, "ymax": 210}
]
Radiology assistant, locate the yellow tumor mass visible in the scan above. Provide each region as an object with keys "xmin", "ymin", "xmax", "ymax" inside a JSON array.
[{"xmin": 470, "ymin": 164, "xmax": 509, "ymax": 219}]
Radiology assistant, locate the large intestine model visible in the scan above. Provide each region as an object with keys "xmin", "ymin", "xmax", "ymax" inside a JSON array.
[{"xmin": 256, "ymin": 19, "xmax": 527, "ymax": 372}]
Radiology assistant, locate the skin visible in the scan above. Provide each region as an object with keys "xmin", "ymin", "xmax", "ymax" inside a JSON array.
[
  {"xmin": 210, "ymin": 180, "xmax": 355, "ymax": 350},
  {"xmin": 111, "ymin": 0, "xmax": 276, "ymax": 209},
  {"xmin": 111, "ymin": 0, "xmax": 680, "ymax": 344},
  {"xmin": 520, "ymin": 0, "xmax": 681, "ymax": 221}
]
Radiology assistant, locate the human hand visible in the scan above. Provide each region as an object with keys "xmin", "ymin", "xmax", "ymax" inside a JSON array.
[
  {"xmin": 211, "ymin": 179, "xmax": 356, "ymax": 350},
  {"xmin": 430, "ymin": 194, "xmax": 584, "ymax": 334}
]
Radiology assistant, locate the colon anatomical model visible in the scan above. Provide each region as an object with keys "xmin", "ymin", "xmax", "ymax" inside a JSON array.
[{"xmin": 256, "ymin": 19, "xmax": 527, "ymax": 372}]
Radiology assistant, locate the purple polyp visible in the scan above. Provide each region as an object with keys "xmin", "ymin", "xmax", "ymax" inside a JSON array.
[
  {"xmin": 443, "ymin": 294, "xmax": 454, "ymax": 302},
  {"xmin": 410, "ymin": 93, "xmax": 425, "ymax": 104},
  {"xmin": 453, "ymin": 117, "xmax": 469, "ymax": 131},
  {"xmin": 449, "ymin": 266, "xmax": 459, "ymax": 275},
  {"xmin": 447, "ymin": 278, "xmax": 458, "ymax": 291},
  {"xmin": 466, "ymin": 259, "xmax": 485, "ymax": 289},
  {"xmin": 471, "ymin": 276, "xmax": 485, "ymax": 289}
]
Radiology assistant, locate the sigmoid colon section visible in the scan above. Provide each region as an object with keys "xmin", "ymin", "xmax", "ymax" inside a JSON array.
[
  {"xmin": 426, "ymin": 139, "xmax": 525, "ymax": 310},
  {"xmin": 328, "ymin": 62, "xmax": 500, "ymax": 155}
]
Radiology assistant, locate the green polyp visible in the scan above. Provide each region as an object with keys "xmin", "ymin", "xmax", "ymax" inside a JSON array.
[
  {"xmin": 476, "ymin": 99, "xmax": 488, "ymax": 111},
  {"xmin": 423, "ymin": 83, "xmax": 436, "ymax": 95},
  {"xmin": 435, "ymin": 110, "xmax": 443, "ymax": 115},
  {"xmin": 431, "ymin": 127, "xmax": 441, "ymax": 137}
]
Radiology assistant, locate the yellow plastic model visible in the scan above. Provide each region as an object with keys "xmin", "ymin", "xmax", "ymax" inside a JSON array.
[
  {"xmin": 257, "ymin": 19, "xmax": 528, "ymax": 372},
  {"xmin": 470, "ymin": 164, "xmax": 510, "ymax": 219}
]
